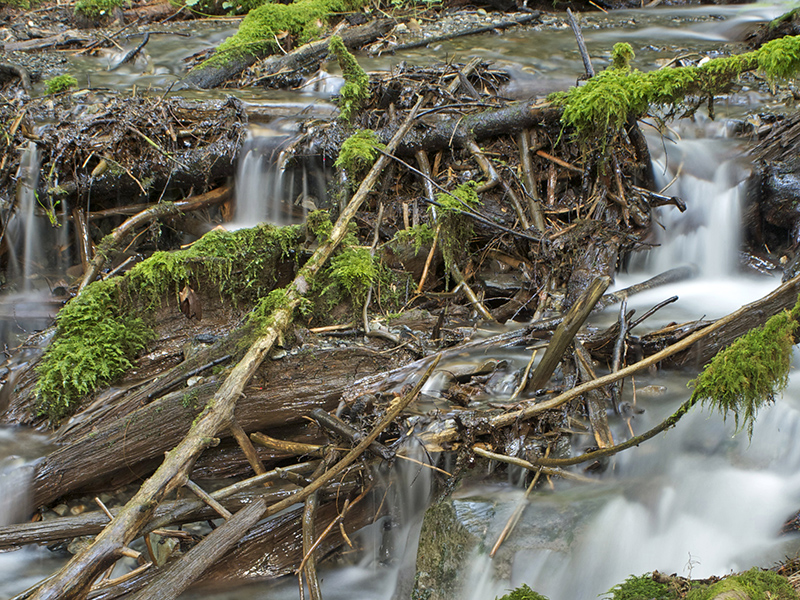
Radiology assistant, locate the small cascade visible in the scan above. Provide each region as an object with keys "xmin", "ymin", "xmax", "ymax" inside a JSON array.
[
  {"xmin": 233, "ymin": 121, "xmax": 326, "ymax": 229},
  {"xmin": 639, "ymin": 117, "xmax": 749, "ymax": 278},
  {"xmin": 6, "ymin": 142, "xmax": 43, "ymax": 289}
]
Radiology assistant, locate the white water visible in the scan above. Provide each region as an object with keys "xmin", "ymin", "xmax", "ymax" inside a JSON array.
[
  {"xmin": 232, "ymin": 121, "xmax": 326, "ymax": 229},
  {"xmin": 6, "ymin": 142, "xmax": 43, "ymax": 290}
]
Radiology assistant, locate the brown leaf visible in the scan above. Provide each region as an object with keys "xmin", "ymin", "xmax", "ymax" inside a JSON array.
[{"xmin": 179, "ymin": 284, "xmax": 202, "ymax": 321}]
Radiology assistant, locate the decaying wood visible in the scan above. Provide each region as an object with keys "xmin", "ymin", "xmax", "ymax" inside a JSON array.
[
  {"xmin": 526, "ymin": 276, "xmax": 611, "ymax": 392},
  {"xmin": 127, "ymin": 500, "xmax": 265, "ymax": 600},
  {"xmin": 79, "ymin": 186, "xmax": 230, "ymax": 292},
  {"xmin": 421, "ymin": 273, "xmax": 800, "ymax": 451}
]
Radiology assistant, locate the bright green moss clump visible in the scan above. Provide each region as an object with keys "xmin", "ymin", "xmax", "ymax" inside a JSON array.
[
  {"xmin": 496, "ymin": 584, "xmax": 549, "ymax": 600},
  {"xmin": 74, "ymin": 0, "xmax": 123, "ymax": 18},
  {"xmin": 329, "ymin": 35, "xmax": 370, "ymax": 121},
  {"xmin": 552, "ymin": 35, "xmax": 800, "ymax": 144},
  {"xmin": 36, "ymin": 224, "xmax": 303, "ymax": 422},
  {"xmin": 125, "ymin": 223, "xmax": 301, "ymax": 307},
  {"xmin": 393, "ymin": 223, "xmax": 435, "ymax": 256},
  {"xmin": 686, "ymin": 568, "xmax": 797, "ymax": 600},
  {"xmin": 689, "ymin": 296, "xmax": 800, "ymax": 436},
  {"xmin": 602, "ymin": 574, "xmax": 672, "ymax": 600},
  {"xmin": 210, "ymin": 0, "xmax": 365, "ymax": 65},
  {"xmin": 335, "ymin": 130, "xmax": 385, "ymax": 183},
  {"xmin": 435, "ymin": 181, "xmax": 481, "ymax": 272},
  {"xmin": 44, "ymin": 75, "xmax": 78, "ymax": 95},
  {"xmin": 35, "ymin": 279, "xmax": 153, "ymax": 423}
]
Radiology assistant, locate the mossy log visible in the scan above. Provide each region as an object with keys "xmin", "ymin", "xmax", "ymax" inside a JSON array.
[
  {"xmin": 181, "ymin": 19, "xmax": 389, "ymax": 90},
  {"xmin": 27, "ymin": 347, "xmax": 396, "ymax": 510}
]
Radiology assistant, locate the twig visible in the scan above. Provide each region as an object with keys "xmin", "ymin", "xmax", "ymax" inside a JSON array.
[
  {"xmin": 185, "ymin": 480, "xmax": 232, "ymax": 519},
  {"xmin": 473, "ymin": 447, "xmax": 594, "ymax": 483},
  {"xmin": 566, "ymin": 8, "xmax": 595, "ymax": 78},
  {"xmin": 416, "ymin": 223, "xmax": 440, "ymax": 293}
]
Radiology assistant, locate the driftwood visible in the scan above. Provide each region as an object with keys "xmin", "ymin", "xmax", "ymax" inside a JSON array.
[
  {"xmin": 183, "ymin": 20, "xmax": 391, "ymax": 90},
  {"xmin": 127, "ymin": 499, "xmax": 266, "ymax": 600},
  {"xmin": 419, "ymin": 272, "xmax": 800, "ymax": 451}
]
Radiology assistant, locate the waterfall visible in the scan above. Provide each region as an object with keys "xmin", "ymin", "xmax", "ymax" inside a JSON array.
[
  {"xmin": 233, "ymin": 122, "xmax": 325, "ymax": 229},
  {"xmin": 6, "ymin": 142, "xmax": 43, "ymax": 290}
]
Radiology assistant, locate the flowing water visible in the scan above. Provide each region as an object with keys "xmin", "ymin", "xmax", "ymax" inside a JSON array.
[{"xmin": 4, "ymin": 2, "xmax": 800, "ymax": 599}]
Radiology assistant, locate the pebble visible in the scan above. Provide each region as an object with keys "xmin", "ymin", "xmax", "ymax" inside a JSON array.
[
  {"xmin": 52, "ymin": 503, "xmax": 68, "ymax": 516},
  {"xmin": 186, "ymin": 375, "xmax": 204, "ymax": 387},
  {"xmin": 69, "ymin": 503, "xmax": 86, "ymax": 516}
]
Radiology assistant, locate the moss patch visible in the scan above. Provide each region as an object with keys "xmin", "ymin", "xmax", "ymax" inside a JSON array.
[
  {"xmin": 689, "ymin": 296, "xmax": 800, "ymax": 436},
  {"xmin": 550, "ymin": 35, "xmax": 800, "ymax": 144},
  {"xmin": 74, "ymin": 0, "xmax": 123, "ymax": 18},
  {"xmin": 124, "ymin": 223, "xmax": 301, "ymax": 308},
  {"xmin": 208, "ymin": 0, "xmax": 366, "ymax": 66},
  {"xmin": 35, "ymin": 279, "xmax": 153, "ymax": 423},
  {"xmin": 435, "ymin": 181, "xmax": 481, "ymax": 273},
  {"xmin": 602, "ymin": 574, "xmax": 672, "ymax": 600},
  {"xmin": 44, "ymin": 75, "xmax": 78, "ymax": 95},
  {"xmin": 686, "ymin": 568, "xmax": 798, "ymax": 600},
  {"xmin": 392, "ymin": 223, "xmax": 435, "ymax": 256},
  {"xmin": 334, "ymin": 129, "xmax": 385, "ymax": 184},
  {"xmin": 36, "ymin": 224, "xmax": 303, "ymax": 423},
  {"xmin": 329, "ymin": 35, "xmax": 370, "ymax": 122},
  {"xmin": 496, "ymin": 584, "xmax": 549, "ymax": 600}
]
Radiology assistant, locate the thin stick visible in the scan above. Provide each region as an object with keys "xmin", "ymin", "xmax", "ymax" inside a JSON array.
[
  {"xmin": 185, "ymin": 480, "xmax": 232, "ymax": 519},
  {"xmin": 416, "ymin": 223, "xmax": 441, "ymax": 293},
  {"xmin": 567, "ymin": 8, "xmax": 595, "ymax": 78}
]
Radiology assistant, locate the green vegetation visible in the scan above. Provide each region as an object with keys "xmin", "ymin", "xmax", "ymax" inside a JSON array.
[
  {"xmin": 686, "ymin": 568, "xmax": 797, "ymax": 599},
  {"xmin": 602, "ymin": 574, "xmax": 672, "ymax": 600},
  {"xmin": 326, "ymin": 245, "xmax": 378, "ymax": 309},
  {"xmin": 36, "ymin": 224, "xmax": 303, "ymax": 423},
  {"xmin": 392, "ymin": 223, "xmax": 435, "ymax": 256},
  {"xmin": 44, "ymin": 75, "xmax": 78, "ymax": 96},
  {"xmin": 208, "ymin": 0, "xmax": 366, "ymax": 66},
  {"xmin": 329, "ymin": 35, "xmax": 370, "ymax": 122},
  {"xmin": 73, "ymin": 0, "xmax": 123, "ymax": 18},
  {"xmin": 551, "ymin": 35, "xmax": 800, "ymax": 144},
  {"xmin": 435, "ymin": 181, "xmax": 481, "ymax": 273},
  {"xmin": 334, "ymin": 130, "xmax": 385, "ymax": 183},
  {"xmin": 124, "ymin": 223, "xmax": 301, "ymax": 307},
  {"xmin": 689, "ymin": 296, "xmax": 800, "ymax": 436},
  {"xmin": 495, "ymin": 584, "xmax": 549, "ymax": 600},
  {"xmin": 35, "ymin": 280, "xmax": 153, "ymax": 422}
]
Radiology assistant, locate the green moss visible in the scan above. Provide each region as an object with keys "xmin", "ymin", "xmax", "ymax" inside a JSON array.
[
  {"xmin": 689, "ymin": 296, "xmax": 800, "ymax": 436},
  {"xmin": 208, "ymin": 0, "xmax": 365, "ymax": 66},
  {"xmin": 602, "ymin": 574, "xmax": 672, "ymax": 600},
  {"xmin": 44, "ymin": 75, "xmax": 78, "ymax": 96},
  {"xmin": 496, "ymin": 584, "xmax": 549, "ymax": 600},
  {"xmin": 329, "ymin": 35, "xmax": 370, "ymax": 122},
  {"xmin": 435, "ymin": 181, "xmax": 481, "ymax": 273},
  {"xmin": 611, "ymin": 42, "xmax": 635, "ymax": 70},
  {"xmin": 307, "ymin": 209, "xmax": 334, "ymax": 241},
  {"xmin": 552, "ymin": 36, "xmax": 800, "ymax": 145},
  {"xmin": 686, "ymin": 568, "xmax": 797, "ymax": 600},
  {"xmin": 392, "ymin": 223, "xmax": 435, "ymax": 256},
  {"xmin": 74, "ymin": 0, "xmax": 123, "ymax": 18},
  {"xmin": 125, "ymin": 223, "xmax": 301, "ymax": 308},
  {"xmin": 334, "ymin": 130, "xmax": 385, "ymax": 183},
  {"xmin": 325, "ymin": 245, "xmax": 378, "ymax": 309},
  {"xmin": 35, "ymin": 279, "xmax": 153, "ymax": 423}
]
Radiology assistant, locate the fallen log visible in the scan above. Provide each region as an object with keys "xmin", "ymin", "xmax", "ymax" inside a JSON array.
[
  {"xmin": 182, "ymin": 20, "xmax": 390, "ymax": 90},
  {"xmin": 127, "ymin": 499, "xmax": 266, "ymax": 600}
]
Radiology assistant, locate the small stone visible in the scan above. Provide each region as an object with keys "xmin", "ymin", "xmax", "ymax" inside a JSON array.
[
  {"xmin": 393, "ymin": 23, "xmax": 408, "ymax": 34},
  {"xmin": 70, "ymin": 504, "xmax": 86, "ymax": 516},
  {"xmin": 186, "ymin": 376, "xmax": 203, "ymax": 387},
  {"xmin": 40, "ymin": 510, "xmax": 60, "ymax": 521},
  {"xmin": 477, "ymin": 8, "xmax": 487, "ymax": 14},
  {"xmin": 52, "ymin": 503, "xmax": 69, "ymax": 516}
]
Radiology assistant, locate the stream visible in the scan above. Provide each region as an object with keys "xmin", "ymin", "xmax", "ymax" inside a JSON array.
[{"xmin": 2, "ymin": 1, "xmax": 800, "ymax": 598}]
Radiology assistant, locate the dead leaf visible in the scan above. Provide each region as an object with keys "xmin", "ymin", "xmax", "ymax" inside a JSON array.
[{"xmin": 179, "ymin": 284, "xmax": 202, "ymax": 321}]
